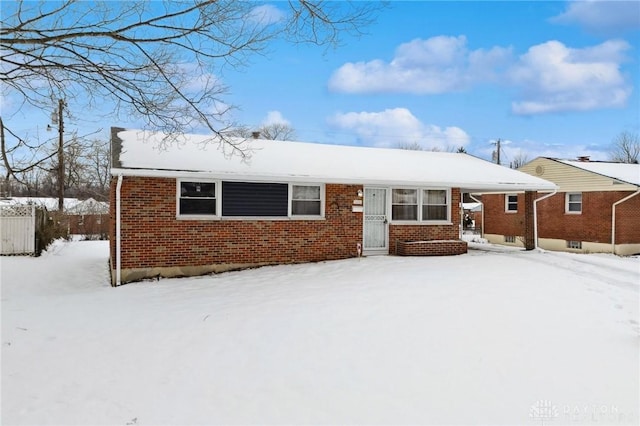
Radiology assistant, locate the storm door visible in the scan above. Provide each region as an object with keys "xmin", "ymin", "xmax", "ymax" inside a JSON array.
[{"xmin": 363, "ymin": 187, "xmax": 388, "ymax": 253}]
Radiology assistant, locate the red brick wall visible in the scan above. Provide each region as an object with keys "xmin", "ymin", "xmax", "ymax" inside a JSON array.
[
  {"xmin": 396, "ymin": 240, "xmax": 467, "ymax": 256},
  {"xmin": 483, "ymin": 191, "xmax": 640, "ymax": 244},
  {"xmin": 109, "ymin": 178, "xmax": 465, "ymax": 281},
  {"xmin": 110, "ymin": 177, "xmax": 364, "ymax": 271},
  {"xmin": 482, "ymin": 193, "xmax": 526, "ymax": 237},
  {"xmin": 67, "ymin": 214, "xmax": 109, "ymax": 236},
  {"xmin": 536, "ymin": 191, "xmax": 640, "ymax": 244},
  {"xmin": 615, "ymin": 193, "xmax": 640, "ymax": 244}
]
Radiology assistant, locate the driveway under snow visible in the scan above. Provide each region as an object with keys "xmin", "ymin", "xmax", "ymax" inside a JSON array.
[{"xmin": 1, "ymin": 240, "xmax": 638, "ymax": 425}]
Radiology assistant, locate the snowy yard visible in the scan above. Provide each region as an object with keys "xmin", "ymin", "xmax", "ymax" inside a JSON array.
[{"xmin": 1, "ymin": 239, "xmax": 638, "ymax": 426}]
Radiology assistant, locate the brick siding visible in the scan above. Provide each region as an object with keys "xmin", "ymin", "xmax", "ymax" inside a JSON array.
[
  {"xmin": 67, "ymin": 214, "xmax": 109, "ymax": 236},
  {"xmin": 110, "ymin": 177, "xmax": 363, "ymax": 271},
  {"xmin": 483, "ymin": 191, "xmax": 640, "ymax": 244},
  {"xmin": 110, "ymin": 178, "xmax": 464, "ymax": 283},
  {"xmin": 396, "ymin": 240, "xmax": 467, "ymax": 256}
]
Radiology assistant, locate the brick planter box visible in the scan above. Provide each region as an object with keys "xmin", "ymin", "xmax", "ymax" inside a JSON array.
[{"xmin": 396, "ymin": 240, "xmax": 467, "ymax": 256}]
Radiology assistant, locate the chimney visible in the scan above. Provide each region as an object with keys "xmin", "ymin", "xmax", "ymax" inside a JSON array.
[
  {"xmin": 251, "ymin": 131, "xmax": 260, "ymax": 139},
  {"xmin": 577, "ymin": 156, "xmax": 590, "ymax": 162}
]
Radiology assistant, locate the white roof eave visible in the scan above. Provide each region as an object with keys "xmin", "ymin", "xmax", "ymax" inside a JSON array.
[{"xmin": 110, "ymin": 167, "xmax": 558, "ymax": 192}]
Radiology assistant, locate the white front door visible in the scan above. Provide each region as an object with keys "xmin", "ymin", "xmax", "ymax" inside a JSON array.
[{"xmin": 363, "ymin": 187, "xmax": 388, "ymax": 253}]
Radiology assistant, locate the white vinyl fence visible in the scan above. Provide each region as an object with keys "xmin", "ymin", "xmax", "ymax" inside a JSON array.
[{"xmin": 0, "ymin": 205, "xmax": 35, "ymax": 255}]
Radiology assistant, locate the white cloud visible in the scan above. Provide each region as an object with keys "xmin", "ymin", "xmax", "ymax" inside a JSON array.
[
  {"xmin": 327, "ymin": 108, "xmax": 470, "ymax": 150},
  {"xmin": 550, "ymin": 0, "xmax": 640, "ymax": 34},
  {"xmin": 248, "ymin": 4, "xmax": 285, "ymax": 25},
  {"xmin": 328, "ymin": 36, "xmax": 512, "ymax": 94},
  {"xmin": 507, "ymin": 40, "xmax": 632, "ymax": 115},
  {"xmin": 173, "ymin": 62, "xmax": 223, "ymax": 95},
  {"xmin": 262, "ymin": 110, "xmax": 290, "ymax": 126}
]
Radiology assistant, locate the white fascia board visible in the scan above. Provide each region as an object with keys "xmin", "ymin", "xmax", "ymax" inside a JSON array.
[{"xmin": 111, "ymin": 168, "xmax": 558, "ymax": 192}]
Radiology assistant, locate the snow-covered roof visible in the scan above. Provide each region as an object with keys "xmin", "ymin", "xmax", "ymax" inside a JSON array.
[
  {"xmin": 0, "ymin": 197, "xmax": 80, "ymax": 212},
  {"xmin": 462, "ymin": 202, "xmax": 482, "ymax": 211},
  {"xmin": 66, "ymin": 198, "xmax": 109, "ymax": 215},
  {"xmin": 557, "ymin": 159, "xmax": 640, "ymax": 186},
  {"xmin": 111, "ymin": 128, "xmax": 557, "ymax": 192},
  {"xmin": 0, "ymin": 197, "xmax": 109, "ymax": 213}
]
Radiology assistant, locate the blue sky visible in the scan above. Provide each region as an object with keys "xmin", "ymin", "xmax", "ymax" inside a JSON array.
[
  {"xmin": 226, "ymin": 0, "xmax": 640, "ymax": 163},
  {"xmin": 3, "ymin": 1, "xmax": 640, "ymax": 165}
]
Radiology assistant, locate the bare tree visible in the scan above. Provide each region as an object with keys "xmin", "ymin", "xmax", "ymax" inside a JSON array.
[
  {"xmin": 609, "ymin": 131, "xmax": 639, "ymax": 163},
  {"xmin": 258, "ymin": 122, "xmax": 297, "ymax": 141},
  {"xmin": 509, "ymin": 152, "xmax": 530, "ymax": 169},
  {"xmin": 222, "ymin": 122, "xmax": 296, "ymax": 141},
  {"xmin": 397, "ymin": 141, "xmax": 425, "ymax": 151},
  {"xmin": 83, "ymin": 139, "xmax": 110, "ymax": 199},
  {"xmin": 1, "ymin": 1, "xmax": 381, "ymax": 158}
]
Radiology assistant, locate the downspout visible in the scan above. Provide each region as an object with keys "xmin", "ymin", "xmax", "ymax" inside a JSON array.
[
  {"xmin": 115, "ymin": 174, "xmax": 123, "ymax": 286},
  {"xmin": 469, "ymin": 194, "xmax": 483, "ymax": 237},
  {"xmin": 533, "ymin": 189, "xmax": 557, "ymax": 249},
  {"xmin": 611, "ymin": 189, "xmax": 640, "ymax": 255}
]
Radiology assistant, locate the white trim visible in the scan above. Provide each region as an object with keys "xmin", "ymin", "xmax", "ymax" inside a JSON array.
[
  {"xmin": 115, "ymin": 174, "xmax": 123, "ymax": 287},
  {"xmin": 175, "ymin": 179, "xmax": 326, "ymax": 220},
  {"xmin": 110, "ymin": 167, "xmax": 556, "ymax": 192},
  {"xmin": 611, "ymin": 189, "xmax": 640, "ymax": 254},
  {"xmin": 176, "ymin": 178, "xmax": 220, "ymax": 219},
  {"xmin": 534, "ymin": 189, "xmax": 557, "ymax": 249},
  {"xmin": 421, "ymin": 188, "xmax": 451, "ymax": 223},
  {"xmin": 363, "ymin": 186, "xmax": 389, "ymax": 254},
  {"xmin": 565, "ymin": 192, "xmax": 582, "ymax": 214},
  {"xmin": 388, "ymin": 187, "xmax": 452, "ymax": 224},
  {"xmin": 218, "ymin": 216, "xmax": 326, "ymax": 221},
  {"xmin": 288, "ymin": 183, "xmax": 325, "ymax": 219},
  {"xmin": 505, "ymin": 193, "xmax": 518, "ymax": 213}
]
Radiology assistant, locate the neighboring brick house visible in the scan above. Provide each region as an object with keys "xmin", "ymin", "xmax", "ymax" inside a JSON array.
[
  {"xmin": 0, "ymin": 196, "xmax": 109, "ymax": 237},
  {"xmin": 65, "ymin": 198, "xmax": 109, "ymax": 237},
  {"xmin": 109, "ymin": 128, "xmax": 555, "ymax": 285},
  {"xmin": 482, "ymin": 157, "xmax": 640, "ymax": 255}
]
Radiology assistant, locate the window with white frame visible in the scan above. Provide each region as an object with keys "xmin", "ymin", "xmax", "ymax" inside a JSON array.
[
  {"xmin": 178, "ymin": 180, "xmax": 323, "ymax": 218},
  {"xmin": 422, "ymin": 189, "xmax": 448, "ymax": 221},
  {"xmin": 566, "ymin": 192, "xmax": 582, "ymax": 214},
  {"xmin": 179, "ymin": 181, "xmax": 217, "ymax": 216},
  {"xmin": 392, "ymin": 188, "xmax": 418, "ymax": 221},
  {"xmin": 390, "ymin": 188, "xmax": 450, "ymax": 222},
  {"xmin": 291, "ymin": 184, "xmax": 322, "ymax": 216},
  {"xmin": 567, "ymin": 240, "xmax": 582, "ymax": 249},
  {"xmin": 505, "ymin": 194, "xmax": 518, "ymax": 212}
]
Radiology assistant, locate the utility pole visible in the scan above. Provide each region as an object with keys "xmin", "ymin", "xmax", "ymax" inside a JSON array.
[
  {"xmin": 56, "ymin": 99, "xmax": 64, "ymax": 212},
  {"xmin": 491, "ymin": 138, "xmax": 501, "ymax": 165}
]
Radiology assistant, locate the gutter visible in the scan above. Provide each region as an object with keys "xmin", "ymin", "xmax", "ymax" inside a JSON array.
[
  {"xmin": 533, "ymin": 189, "xmax": 558, "ymax": 249},
  {"xmin": 611, "ymin": 189, "xmax": 640, "ymax": 254},
  {"xmin": 115, "ymin": 174, "xmax": 123, "ymax": 286}
]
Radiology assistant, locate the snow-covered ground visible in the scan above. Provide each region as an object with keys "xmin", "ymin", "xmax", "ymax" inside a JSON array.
[{"xmin": 1, "ymin": 240, "xmax": 638, "ymax": 425}]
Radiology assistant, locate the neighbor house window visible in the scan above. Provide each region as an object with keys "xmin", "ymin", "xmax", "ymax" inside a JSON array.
[
  {"xmin": 179, "ymin": 181, "xmax": 217, "ymax": 216},
  {"xmin": 504, "ymin": 235, "xmax": 516, "ymax": 243},
  {"xmin": 392, "ymin": 188, "xmax": 418, "ymax": 221},
  {"xmin": 566, "ymin": 193, "xmax": 582, "ymax": 214},
  {"xmin": 505, "ymin": 194, "xmax": 518, "ymax": 212},
  {"xmin": 291, "ymin": 184, "xmax": 322, "ymax": 216},
  {"xmin": 422, "ymin": 189, "xmax": 448, "ymax": 221}
]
